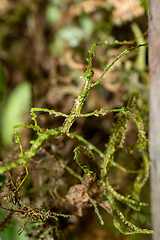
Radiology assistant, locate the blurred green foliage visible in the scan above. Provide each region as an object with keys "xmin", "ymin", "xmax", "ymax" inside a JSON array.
[
  {"xmin": 0, "ymin": 0, "xmax": 150, "ymax": 239},
  {"xmin": 1, "ymin": 82, "xmax": 31, "ymax": 147},
  {"xmin": 0, "ymin": 210, "xmax": 27, "ymax": 240}
]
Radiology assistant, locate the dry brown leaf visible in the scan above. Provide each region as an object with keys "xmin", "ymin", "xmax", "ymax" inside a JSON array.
[
  {"xmin": 107, "ymin": 0, "xmax": 144, "ymax": 25},
  {"xmin": 66, "ymin": 183, "xmax": 89, "ymax": 216},
  {"xmin": 65, "ymin": 0, "xmax": 106, "ymax": 20},
  {"xmin": 0, "ymin": 0, "xmax": 11, "ymax": 16}
]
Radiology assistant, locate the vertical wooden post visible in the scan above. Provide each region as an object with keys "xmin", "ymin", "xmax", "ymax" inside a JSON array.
[{"xmin": 149, "ymin": 0, "xmax": 160, "ymax": 239}]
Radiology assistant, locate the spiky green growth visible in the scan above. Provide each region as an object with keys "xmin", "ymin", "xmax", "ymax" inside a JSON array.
[
  {"xmin": 73, "ymin": 146, "xmax": 94, "ymax": 177},
  {"xmin": 0, "ymin": 41, "xmax": 152, "ymax": 235}
]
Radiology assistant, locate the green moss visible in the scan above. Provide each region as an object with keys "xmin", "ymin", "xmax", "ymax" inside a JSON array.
[{"xmin": 0, "ymin": 41, "xmax": 152, "ymax": 236}]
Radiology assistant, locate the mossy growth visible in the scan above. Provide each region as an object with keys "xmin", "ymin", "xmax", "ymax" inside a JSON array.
[{"xmin": 0, "ymin": 41, "xmax": 152, "ymax": 239}]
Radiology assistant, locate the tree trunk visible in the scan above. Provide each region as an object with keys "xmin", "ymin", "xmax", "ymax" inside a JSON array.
[{"xmin": 149, "ymin": 0, "xmax": 160, "ymax": 239}]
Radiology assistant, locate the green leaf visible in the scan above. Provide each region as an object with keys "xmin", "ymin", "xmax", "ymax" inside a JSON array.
[
  {"xmin": 45, "ymin": 5, "xmax": 61, "ymax": 25},
  {"xmin": 1, "ymin": 82, "xmax": 32, "ymax": 147}
]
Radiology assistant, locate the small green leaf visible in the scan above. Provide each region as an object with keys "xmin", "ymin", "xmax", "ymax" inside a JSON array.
[
  {"xmin": 1, "ymin": 82, "xmax": 32, "ymax": 147},
  {"xmin": 45, "ymin": 5, "xmax": 61, "ymax": 25}
]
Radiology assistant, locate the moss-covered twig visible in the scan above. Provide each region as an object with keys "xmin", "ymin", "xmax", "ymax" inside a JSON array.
[{"xmin": 0, "ymin": 41, "xmax": 152, "ymax": 235}]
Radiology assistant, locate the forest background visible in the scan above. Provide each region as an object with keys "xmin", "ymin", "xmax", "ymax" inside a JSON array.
[{"xmin": 0, "ymin": 0, "xmax": 150, "ymax": 240}]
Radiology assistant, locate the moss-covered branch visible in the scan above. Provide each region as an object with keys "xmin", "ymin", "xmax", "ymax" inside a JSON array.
[{"xmin": 0, "ymin": 41, "xmax": 152, "ymax": 236}]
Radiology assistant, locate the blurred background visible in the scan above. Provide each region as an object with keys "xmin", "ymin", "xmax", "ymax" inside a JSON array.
[{"xmin": 0, "ymin": 0, "xmax": 150, "ymax": 239}]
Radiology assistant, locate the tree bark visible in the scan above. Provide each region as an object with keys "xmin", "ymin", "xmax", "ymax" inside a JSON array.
[{"xmin": 149, "ymin": 0, "xmax": 160, "ymax": 239}]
